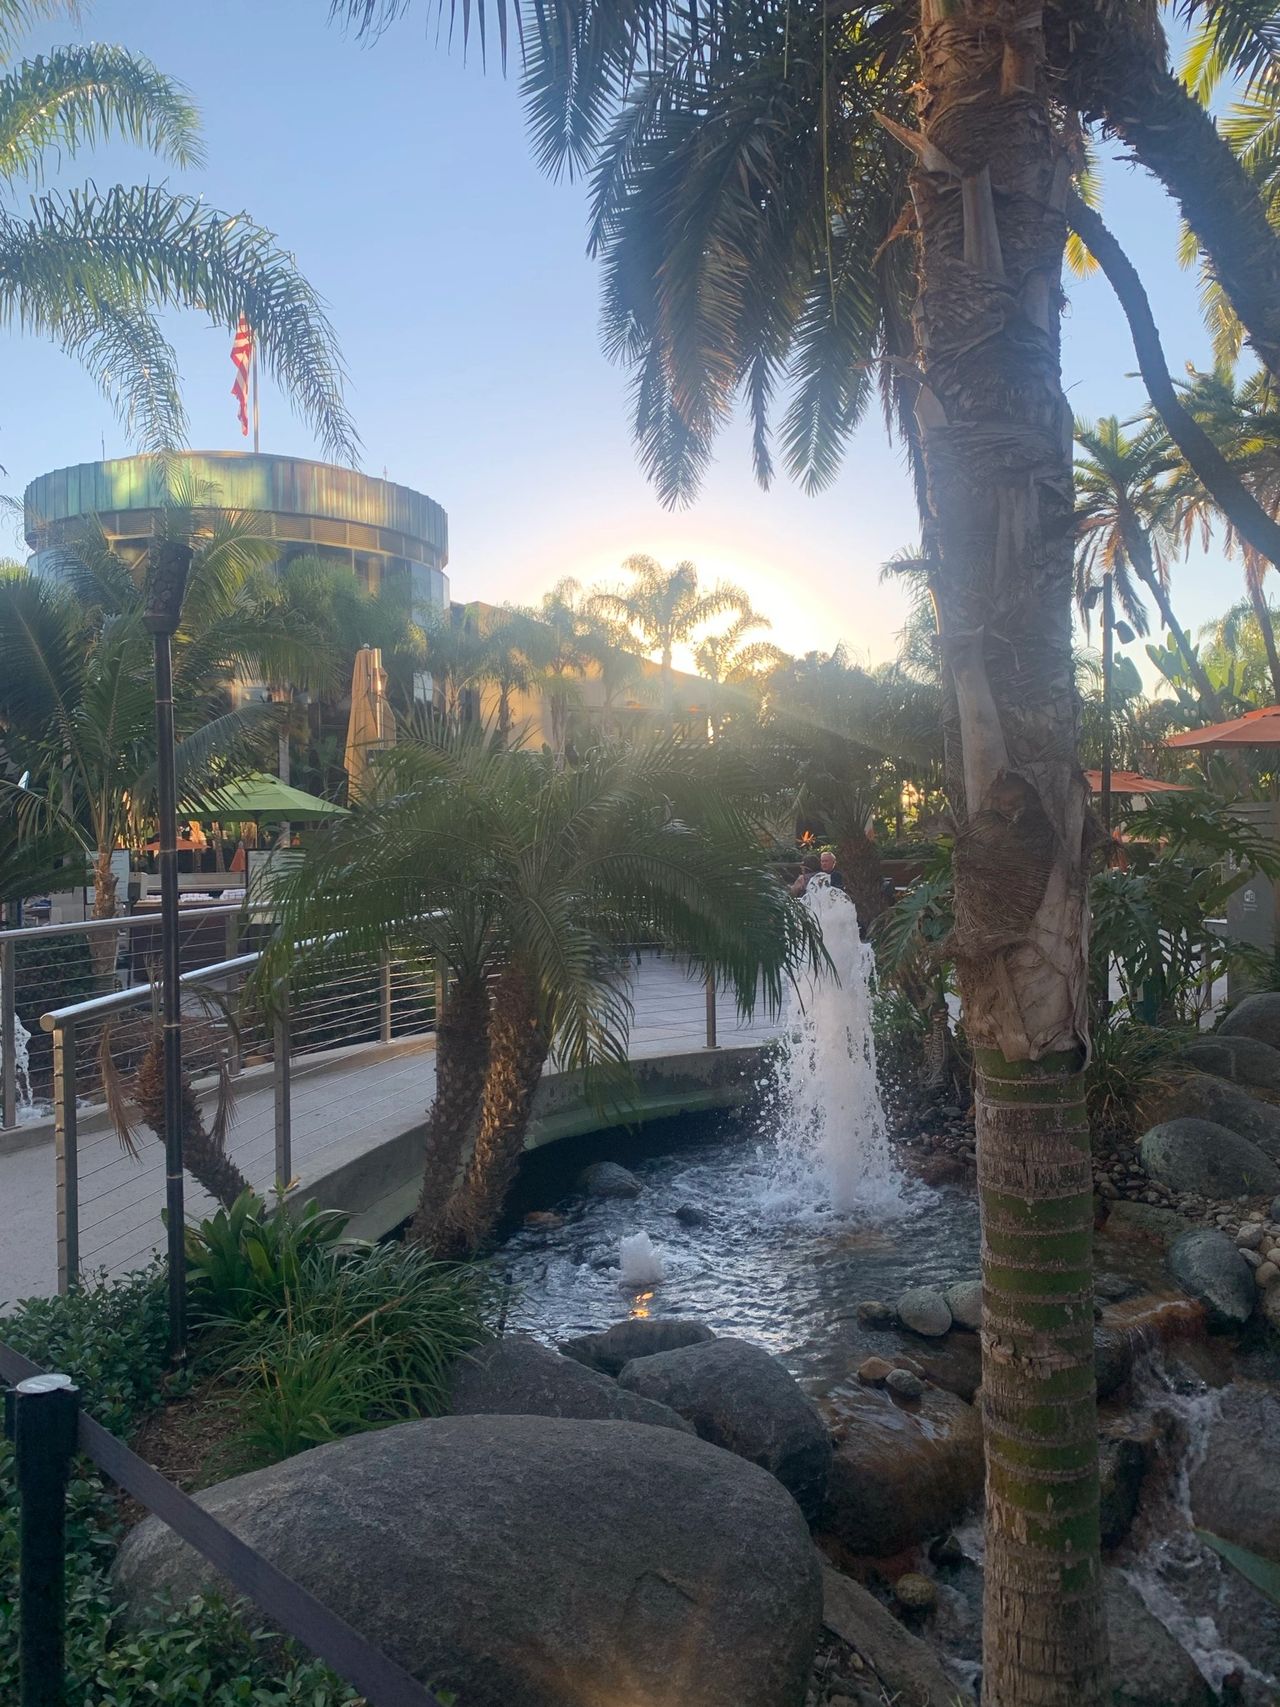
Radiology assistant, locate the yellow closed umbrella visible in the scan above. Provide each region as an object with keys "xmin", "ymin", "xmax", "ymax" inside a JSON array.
[{"xmin": 344, "ymin": 646, "xmax": 395, "ymax": 802}]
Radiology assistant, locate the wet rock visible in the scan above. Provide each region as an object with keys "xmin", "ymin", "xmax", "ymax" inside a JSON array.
[
  {"xmin": 896, "ymin": 1286, "xmax": 952, "ymax": 1338},
  {"xmin": 1167, "ymin": 1228, "xmax": 1256, "ymax": 1328},
  {"xmin": 1094, "ymin": 1326, "xmax": 1136, "ymax": 1400},
  {"xmin": 917, "ymin": 1156, "xmax": 966, "ymax": 1187},
  {"xmin": 856, "ymin": 1358, "xmax": 894, "ymax": 1386},
  {"xmin": 560, "ymin": 1317, "xmax": 714, "ymax": 1376},
  {"xmin": 928, "ymin": 1532, "xmax": 966, "ymax": 1568},
  {"xmin": 821, "ymin": 1567, "xmax": 960, "ymax": 1707},
  {"xmin": 1218, "ymin": 991, "xmax": 1280, "ymax": 1052},
  {"xmin": 522, "ymin": 1210, "xmax": 565, "ymax": 1230},
  {"xmin": 855, "ymin": 1300, "xmax": 894, "ymax": 1329},
  {"xmin": 912, "ymin": 1335, "xmax": 983, "ymax": 1404},
  {"xmin": 1103, "ymin": 1200, "xmax": 1188, "ymax": 1249},
  {"xmin": 891, "ymin": 1573, "xmax": 936, "ymax": 1613},
  {"xmin": 618, "ymin": 1337, "xmax": 833, "ymax": 1522},
  {"xmin": 113, "ymin": 1416, "xmax": 823, "ymax": 1707},
  {"xmin": 885, "ymin": 1368, "xmax": 925, "ymax": 1403},
  {"xmin": 1237, "ymin": 1222, "xmax": 1265, "ymax": 1250},
  {"xmin": 449, "ymin": 1337, "xmax": 692, "ymax": 1433},
  {"xmin": 1137, "ymin": 1069, "xmax": 1280, "ymax": 1164},
  {"xmin": 673, "ymin": 1203, "xmax": 708, "ymax": 1228},
  {"xmin": 578, "ymin": 1160, "xmax": 643, "ymax": 1199},
  {"xmin": 822, "ymin": 1384, "xmax": 983, "ymax": 1557},
  {"xmin": 1094, "ymin": 1272, "xmax": 1138, "ymax": 1302},
  {"xmin": 1105, "ymin": 1571, "xmax": 1215, "ymax": 1707},
  {"xmin": 942, "ymin": 1279, "xmax": 982, "ymax": 1331},
  {"xmin": 1140, "ymin": 1118, "xmax": 1280, "ymax": 1200},
  {"xmin": 1181, "ymin": 1032, "xmax": 1280, "ymax": 1093},
  {"xmin": 1098, "ymin": 1432, "xmax": 1150, "ymax": 1550}
]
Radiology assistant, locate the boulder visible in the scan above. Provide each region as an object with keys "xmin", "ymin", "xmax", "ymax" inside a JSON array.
[
  {"xmin": 673, "ymin": 1204, "xmax": 708, "ymax": 1228},
  {"xmin": 885, "ymin": 1368, "xmax": 925, "ymax": 1402},
  {"xmin": 1140, "ymin": 1117, "xmax": 1280, "ymax": 1199},
  {"xmin": 617, "ymin": 1338, "xmax": 832, "ymax": 1522},
  {"xmin": 1182, "ymin": 1033, "xmax": 1280, "ymax": 1094},
  {"xmin": 578, "ymin": 1161, "xmax": 643, "ymax": 1198},
  {"xmin": 1167, "ymin": 1228, "xmax": 1256, "ymax": 1328},
  {"xmin": 1191, "ymin": 1381, "xmax": 1280, "ymax": 1559},
  {"xmin": 896, "ymin": 1286, "xmax": 952, "ymax": 1337},
  {"xmin": 1137, "ymin": 1069, "xmax": 1280, "ymax": 1163},
  {"xmin": 560, "ymin": 1317, "xmax": 715, "ymax": 1376},
  {"xmin": 1098, "ymin": 1431, "xmax": 1151, "ymax": 1550},
  {"xmin": 911, "ymin": 1334, "xmax": 983, "ymax": 1403},
  {"xmin": 1094, "ymin": 1326, "xmax": 1136, "ymax": 1400},
  {"xmin": 942, "ymin": 1279, "xmax": 982, "ymax": 1332},
  {"xmin": 113, "ymin": 1416, "xmax": 822, "ymax": 1707},
  {"xmin": 821, "ymin": 1567, "xmax": 960, "ymax": 1707},
  {"xmin": 450, "ymin": 1337, "xmax": 693, "ymax": 1433},
  {"xmin": 1218, "ymin": 991, "xmax": 1280, "ymax": 1052},
  {"xmin": 822, "ymin": 1384, "xmax": 983, "ymax": 1556},
  {"xmin": 1105, "ymin": 1572, "xmax": 1215, "ymax": 1707},
  {"xmin": 1103, "ymin": 1201, "xmax": 1188, "ymax": 1249}
]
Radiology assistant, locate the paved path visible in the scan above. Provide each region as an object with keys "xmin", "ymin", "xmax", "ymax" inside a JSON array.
[{"xmin": 0, "ymin": 956, "xmax": 780, "ymax": 1306}]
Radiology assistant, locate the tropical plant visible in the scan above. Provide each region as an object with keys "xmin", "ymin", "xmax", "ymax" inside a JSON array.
[
  {"xmin": 693, "ymin": 605, "xmax": 788, "ymax": 739},
  {"xmin": 590, "ymin": 556, "xmax": 751, "ymax": 728},
  {"xmin": 259, "ymin": 725, "xmax": 825, "ymax": 1253},
  {"xmin": 525, "ymin": 578, "xmax": 637, "ymax": 760},
  {"xmin": 0, "ymin": 1, "xmax": 357, "ymax": 457},
  {"xmin": 185, "ymin": 1189, "xmax": 354, "ymax": 1321}
]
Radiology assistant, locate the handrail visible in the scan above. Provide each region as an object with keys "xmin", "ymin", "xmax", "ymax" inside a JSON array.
[
  {"xmin": 0, "ymin": 902, "xmax": 247, "ymax": 947},
  {"xmin": 38, "ymin": 952, "xmax": 261, "ymax": 1032}
]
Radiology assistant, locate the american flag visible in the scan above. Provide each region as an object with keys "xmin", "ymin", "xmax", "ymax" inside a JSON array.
[{"xmin": 230, "ymin": 316, "xmax": 253, "ymax": 436}]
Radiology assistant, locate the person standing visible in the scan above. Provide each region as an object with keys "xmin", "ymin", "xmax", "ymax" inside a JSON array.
[{"xmin": 819, "ymin": 849, "xmax": 846, "ymax": 891}]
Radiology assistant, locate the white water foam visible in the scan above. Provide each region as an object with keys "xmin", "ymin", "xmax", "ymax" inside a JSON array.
[
  {"xmin": 618, "ymin": 1231, "xmax": 666, "ymax": 1287},
  {"xmin": 0, "ymin": 966, "xmax": 34, "ymax": 1117},
  {"xmin": 761, "ymin": 879, "xmax": 907, "ymax": 1219}
]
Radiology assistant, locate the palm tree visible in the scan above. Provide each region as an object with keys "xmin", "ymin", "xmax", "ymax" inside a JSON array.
[
  {"xmin": 0, "ymin": 484, "xmax": 332, "ymax": 922},
  {"xmin": 1, "ymin": 1, "xmax": 356, "ymax": 457},
  {"xmin": 591, "ymin": 556, "xmax": 752, "ymax": 729},
  {"xmin": 693, "ymin": 606, "xmax": 788, "ymax": 739},
  {"xmin": 524, "ymin": 578, "xmax": 631, "ymax": 761},
  {"xmin": 1074, "ymin": 416, "xmax": 1223, "ymax": 714},
  {"xmin": 260, "ymin": 727, "xmax": 823, "ymax": 1252}
]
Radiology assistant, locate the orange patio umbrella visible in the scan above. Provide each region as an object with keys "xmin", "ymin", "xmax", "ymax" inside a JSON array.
[
  {"xmin": 1082, "ymin": 770, "xmax": 1192, "ymax": 796},
  {"xmin": 1165, "ymin": 706, "xmax": 1280, "ymax": 748}
]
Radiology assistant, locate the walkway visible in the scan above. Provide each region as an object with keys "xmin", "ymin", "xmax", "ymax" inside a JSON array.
[{"xmin": 0, "ymin": 956, "xmax": 781, "ymax": 1306}]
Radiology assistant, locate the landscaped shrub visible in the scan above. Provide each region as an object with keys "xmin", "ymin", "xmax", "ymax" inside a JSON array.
[
  {"xmin": 185, "ymin": 1189, "xmax": 355, "ymax": 1323},
  {"xmin": 1085, "ymin": 1017, "xmax": 1181, "ymax": 1146}
]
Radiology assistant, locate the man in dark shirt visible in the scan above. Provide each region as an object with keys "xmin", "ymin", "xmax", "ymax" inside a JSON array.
[{"xmin": 819, "ymin": 850, "xmax": 846, "ymax": 891}]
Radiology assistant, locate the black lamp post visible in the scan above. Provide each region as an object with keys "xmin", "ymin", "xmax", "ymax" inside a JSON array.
[{"xmin": 143, "ymin": 539, "xmax": 193, "ymax": 1360}]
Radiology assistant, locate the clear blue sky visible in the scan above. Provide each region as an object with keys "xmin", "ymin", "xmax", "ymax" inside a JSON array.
[{"xmin": 3, "ymin": 0, "xmax": 1230, "ymax": 673}]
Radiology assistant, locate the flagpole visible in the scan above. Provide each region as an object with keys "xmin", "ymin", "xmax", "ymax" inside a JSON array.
[{"xmin": 251, "ymin": 336, "xmax": 260, "ymax": 455}]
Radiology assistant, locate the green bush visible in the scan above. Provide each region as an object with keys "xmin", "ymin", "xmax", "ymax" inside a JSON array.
[
  {"xmin": 1085, "ymin": 1017, "xmax": 1181, "ymax": 1146},
  {"xmin": 185, "ymin": 1190, "xmax": 355, "ymax": 1324}
]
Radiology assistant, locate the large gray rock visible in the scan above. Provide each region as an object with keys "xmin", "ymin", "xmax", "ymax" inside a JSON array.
[
  {"xmin": 1167, "ymin": 1227, "xmax": 1256, "ymax": 1328},
  {"xmin": 560, "ymin": 1317, "xmax": 716, "ymax": 1376},
  {"xmin": 1182, "ymin": 1033, "xmax": 1280, "ymax": 1094},
  {"xmin": 1140, "ymin": 1117, "xmax": 1280, "ymax": 1199},
  {"xmin": 1103, "ymin": 1200, "xmax": 1189, "ymax": 1249},
  {"xmin": 1218, "ymin": 991, "xmax": 1280, "ymax": 1052},
  {"xmin": 896, "ymin": 1286, "xmax": 952, "ymax": 1337},
  {"xmin": 578, "ymin": 1161, "xmax": 643, "ymax": 1199},
  {"xmin": 1191, "ymin": 1381, "xmax": 1280, "ymax": 1560},
  {"xmin": 450, "ymin": 1337, "xmax": 693, "ymax": 1433},
  {"xmin": 112, "ymin": 1416, "xmax": 822, "ymax": 1707},
  {"xmin": 943, "ymin": 1279, "xmax": 982, "ymax": 1332},
  {"xmin": 1138, "ymin": 1069, "xmax": 1280, "ymax": 1163},
  {"xmin": 822, "ymin": 1385, "xmax": 983, "ymax": 1556},
  {"xmin": 1106, "ymin": 1572, "xmax": 1215, "ymax": 1707},
  {"xmin": 618, "ymin": 1338, "xmax": 832, "ymax": 1522}
]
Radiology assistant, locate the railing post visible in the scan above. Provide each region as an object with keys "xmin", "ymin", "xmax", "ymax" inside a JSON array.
[
  {"xmin": 379, "ymin": 951, "xmax": 393, "ymax": 1044},
  {"xmin": 273, "ymin": 997, "xmax": 292, "ymax": 1187},
  {"xmin": 3, "ymin": 1372, "xmax": 79, "ymax": 1707},
  {"xmin": 52, "ymin": 1025, "xmax": 79, "ymax": 1293},
  {"xmin": 2, "ymin": 934, "xmax": 17, "ymax": 1131},
  {"xmin": 705, "ymin": 972, "xmax": 718, "ymax": 1050},
  {"xmin": 434, "ymin": 956, "xmax": 447, "ymax": 1027}
]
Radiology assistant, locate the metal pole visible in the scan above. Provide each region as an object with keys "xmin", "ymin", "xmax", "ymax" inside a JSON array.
[
  {"xmin": 379, "ymin": 951, "xmax": 393, "ymax": 1044},
  {"xmin": 52, "ymin": 1026, "xmax": 78, "ymax": 1294},
  {"xmin": 153, "ymin": 629, "xmax": 187, "ymax": 1360},
  {"xmin": 705, "ymin": 972, "xmax": 718, "ymax": 1050},
  {"xmin": 273, "ymin": 1005, "xmax": 292, "ymax": 1186},
  {"xmin": 2, "ymin": 933, "xmax": 17, "ymax": 1131},
  {"xmin": 1101, "ymin": 572, "xmax": 1114, "ymax": 839},
  {"xmin": 3, "ymin": 1372, "xmax": 79, "ymax": 1707}
]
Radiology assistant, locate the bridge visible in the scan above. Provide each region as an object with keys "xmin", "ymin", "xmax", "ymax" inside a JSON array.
[{"xmin": 0, "ymin": 908, "xmax": 781, "ymax": 1306}]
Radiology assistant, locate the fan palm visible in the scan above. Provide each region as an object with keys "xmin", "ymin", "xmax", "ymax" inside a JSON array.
[
  {"xmin": 693, "ymin": 606, "xmax": 788, "ymax": 739},
  {"xmin": 1, "ymin": 1, "xmax": 356, "ymax": 458},
  {"xmin": 0, "ymin": 482, "xmax": 334, "ymax": 922},
  {"xmin": 260, "ymin": 727, "xmax": 824, "ymax": 1252}
]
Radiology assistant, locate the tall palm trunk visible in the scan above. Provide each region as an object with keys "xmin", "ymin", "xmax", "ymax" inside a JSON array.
[
  {"xmin": 1123, "ymin": 528, "xmax": 1224, "ymax": 718},
  {"xmin": 134, "ymin": 1033, "xmax": 249, "ymax": 1209},
  {"xmin": 408, "ymin": 971, "xmax": 492, "ymax": 1251},
  {"xmin": 89, "ymin": 846, "xmax": 122, "ymax": 978},
  {"xmin": 836, "ymin": 831, "xmax": 885, "ymax": 939},
  {"xmin": 442, "ymin": 963, "xmax": 547, "ymax": 1254},
  {"xmin": 911, "ymin": 5, "xmax": 1105, "ymax": 1702}
]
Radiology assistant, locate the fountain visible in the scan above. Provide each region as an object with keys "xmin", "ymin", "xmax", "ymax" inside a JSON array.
[
  {"xmin": 763, "ymin": 879, "xmax": 906, "ymax": 1218},
  {"xmin": 0, "ymin": 966, "xmax": 34, "ymax": 1118},
  {"xmin": 619, "ymin": 1231, "xmax": 666, "ymax": 1287}
]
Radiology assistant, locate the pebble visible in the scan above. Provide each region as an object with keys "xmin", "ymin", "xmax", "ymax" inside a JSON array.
[
  {"xmin": 886, "ymin": 1368, "xmax": 926, "ymax": 1402},
  {"xmin": 855, "ymin": 1300, "xmax": 895, "ymax": 1328},
  {"xmin": 896, "ymin": 1285, "xmax": 952, "ymax": 1337},
  {"xmin": 1241, "ymin": 1249, "xmax": 1263, "ymax": 1269},
  {"xmin": 856, "ymin": 1357, "xmax": 895, "ymax": 1386},
  {"xmin": 1237, "ymin": 1223, "xmax": 1265, "ymax": 1251},
  {"xmin": 1256, "ymin": 1261, "xmax": 1280, "ymax": 1289},
  {"xmin": 893, "ymin": 1572, "xmax": 937, "ymax": 1612},
  {"xmin": 673, "ymin": 1204, "xmax": 708, "ymax": 1228},
  {"xmin": 1271, "ymin": 1195, "xmax": 1280, "ymax": 1223}
]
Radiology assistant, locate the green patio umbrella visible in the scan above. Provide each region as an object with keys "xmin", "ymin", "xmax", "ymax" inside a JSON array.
[{"xmin": 189, "ymin": 772, "xmax": 349, "ymax": 821}]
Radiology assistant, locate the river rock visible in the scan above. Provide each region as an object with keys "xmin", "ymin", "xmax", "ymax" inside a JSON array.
[
  {"xmin": 1191, "ymin": 1381, "xmax": 1280, "ymax": 1558},
  {"xmin": 617, "ymin": 1337, "xmax": 832, "ymax": 1522},
  {"xmin": 943, "ymin": 1279, "xmax": 982, "ymax": 1331},
  {"xmin": 1218, "ymin": 991, "xmax": 1280, "ymax": 1051},
  {"xmin": 856, "ymin": 1358, "xmax": 895, "ymax": 1386},
  {"xmin": 449, "ymin": 1337, "xmax": 692, "ymax": 1433},
  {"xmin": 821, "ymin": 1568, "xmax": 960, "ymax": 1707},
  {"xmin": 560, "ymin": 1317, "xmax": 715, "ymax": 1375},
  {"xmin": 673, "ymin": 1203, "xmax": 708, "ymax": 1228},
  {"xmin": 1140, "ymin": 1117, "xmax": 1280, "ymax": 1199},
  {"xmin": 822, "ymin": 1385, "xmax": 983, "ymax": 1556},
  {"xmin": 1137, "ymin": 1069, "xmax": 1280, "ymax": 1163},
  {"xmin": 1182, "ymin": 1033, "xmax": 1280, "ymax": 1093},
  {"xmin": 578, "ymin": 1160, "xmax": 643, "ymax": 1199},
  {"xmin": 113, "ymin": 1416, "xmax": 822, "ymax": 1707},
  {"xmin": 855, "ymin": 1300, "xmax": 895, "ymax": 1328},
  {"xmin": 896, "ymin": 1286, "xmax": 952, "ymax": 1337},
  {"xmin": 1106, "ymin": 1572, "xmax": 1215, "ymax": 1707},
  {"xmin": 1167, "ymin": 1227, "xmax": 1256, "ymax": 1328},
  {"xmin": 892, "ymin": 1572, "xmax": 936, "ymax": 1613},
  {"xmin": 885, "ymin": 1368, "xmax": 925, "ymax": 1402},
  {"xmin": 1263, "ymin": 1284, "xmax": 1280, "ymax": 1334},
  {"xmin": 1103, "ymin": 1200, "xmax": 1188, "ymax": 1249},
  {"xmin": 912, "ymin": 1334, "xmax": 983, "ymax": 1403}
]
